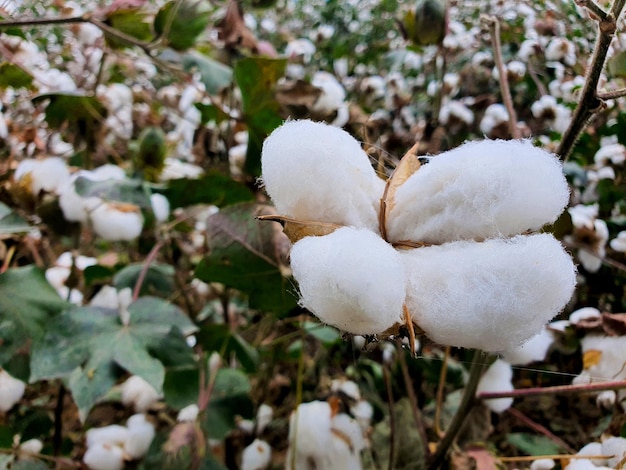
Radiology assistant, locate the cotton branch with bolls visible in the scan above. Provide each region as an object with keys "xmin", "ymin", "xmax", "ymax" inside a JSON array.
[{"xmin": 260, "ymin": 119, "xmax": 576, "ymax": 354}]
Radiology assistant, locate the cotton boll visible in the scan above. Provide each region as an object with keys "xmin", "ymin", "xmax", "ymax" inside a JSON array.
[
  {"xmin": 501, "ymin": 327, "xmax": 554, "ymax": 365},
  {"xmin": 311, "ymin": 71, "xmax": 346, "ymax": 114},
  {"xmin": 256, "ymin": 404, "xmax": 273, "ymax": 433},
  {"xmin": 124, "ymin": 414, "xmax": 155, "ymax": 459},
  {"xmin": 350, "ymin": 400, "xmax": 374, "ymax": 430},
  {"xmin": 150, "ymin": 193, "xmax": 170, "ymax": 223},
  {"xmin": 290, "ymin": 227, "xmax": 406, "ymax": 335},
  {"xmin": 83, "ymin": 442, "xmax": 125, "ymax": 470},
  {"xmin": 573, "ymin": 336, "xmax": 626, "ymax": 397},
  {"xmin": 577, "ymin": 442, "xmax": 608, "ymax": 466},
  {"xmin": 0, "ymin": 369, "xmax": 25, "ymax": 412},
  {"xmin": 402, "ymin": 234, "xmax": 576, "ymax": 351},
  {"xmin": 564, "ymin": 459, "xmax": 599, "ymax": 470},
  {"xmin": 89, "ymin": 202, "xmax": 144, "ymax": 241},
  {"xmin": 602, "ymin": 436, "xmax": 626, "ymax": 468},
  {"xmin": 476, "ymin": 359, "xmax": 514, "ymax": 413},
  {"xmin": 479, "ymin": 104, "xmax": 508, "ymax": 136},
  {"xmin": 387, "ymin": 140, "xmax": 569, "ymax": 244},
  {"xmin": 177, "ymin": 404, "xmax": 199, "ymax": 422},
  {"xmin": 610, "ymin": 231, "xmax": 626, "ymax": 252},
  {"xmin": 86, "ymin": 425, "xmax": 130, "ymax": 448},
  {"xmin": 241, "ymin": 439, "xmax": 272, "ymax": 470},
  {"xmin": 331, "ymin": 413, "xmax": 366, "ymax": 453},
  {"xmin": 569, "ymin": 307, "xmax": 601, "ymax": 324},
  {"xmin": 330, "ymin": 379, "xmax": 361, "ymax": 401},
  {"xmin": 261, "ymin": 120, "xmax": 385, "ymax": 231},
  {"xmin": 120, "ymin": 376, "xmax": 160, "ymax": 412},
  {"xmin": 288, "ymin": 401, "xmax": 333, "ymax": 467},
  {"xmin": 530, "ymin": 458, "xmax": 555, "ymax": 470},
  {"xmin": 597, "ymin": 390, "xmax": 616, "ymax": 409},
  {"xmin": 19, "ymin": 438, "xmax": 43, "ymax": 456}
]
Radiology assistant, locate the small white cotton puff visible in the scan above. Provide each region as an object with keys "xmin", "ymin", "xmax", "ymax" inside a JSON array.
[
  {"xmin": 577, "ymin": 442, "xmax": 608, "ymax": 467},
  {"xmin": 290, "ymin": 227, "xmax": 406, "ymax": 335},
  {"xmin": 287, "ymin": 401, "xmax": 332, "ymax": 469},
  {"xmin": 0, "ymin": 369, "xmax": 26, "ymax": 412},
  {"xmin": 402, "ymin": 234, "xmax": 576, "ymax": 352},
  {"xmin": 177, "ymin": 404, "xmax": 199, "ymax": 422},
  {"xmin": 255, "ymin": 404, "xmax": 273, "ymax": 433},
  {"xmin": 125, "ymin": 414, "xmax": 155, "ymax": 460},
  {"xmin": 501, "ymin": 327, "xmax": 554, "ymax": 366},
  {"xmin": 83, "ymin": 442, "xmax": 125, "ymax": 470},
  {"xmin": 530, "ymin": 458, "xmax": 555, "ymax": 470},
  {"xmin": 89, "ymin": 201, "xmax": 144, "ymax": 241},
  {"xmin": 241, "ymin": 438, "xmax": 272, "ymax": 470},
  {"xmin": 330, "ymin": 379, "xmax": 361, "ymax": 401},
  {"xmin": 476, "ymin": 359, "xmax": 514, "ymax": 413},
  {"xmin": 261, "ymin": 120, "xmax": 385, "ymax": 231},
  {"xmin": 120, "ymin": 376, "xmax": 160, "ymax": 412},
  {"xmin": 569, "ymin": 307, "xmax": 601, "ymax": 325},
  {"xmin": 602, "ymin": 436, "xmax": 626, "ymax": 468},
  {"xmin": 387, "ymin": 139, "xmax": 569, "ymax": 244}
]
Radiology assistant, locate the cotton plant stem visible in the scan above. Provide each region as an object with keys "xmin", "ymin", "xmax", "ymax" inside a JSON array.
[
  {"xmin": 557, "ymin": 0, "xmax": 626, "ymax": 161},
  {"xmin": 598, "ymin": 87, "xmax": 626, "ymax": 99},
  {"xmin": 576, "ymin": 0, "xmax": 610, "ymax": 21},
  {"xmin": 507, "ymin": 407, "xmax": 576, "ymax": 453},
  {"xmin": 478, "ymin": 378, "xmax": 626, "ymax": 399},
  {"xmin": 499, "ymin": 454, "xmax": 612, "ymax": 462},
  {"xmin": 434, "ymin": 346, "xmax": 451, "ymax": 438},
  {"xmin": 427, "ymin": 349, "xmax": 487, "ymax": 470},
  {"xmin": 383, "ymin": 365, "xmax": 396, "ymax": 470},
  {"xmin": 485, "ymin": 15, "xmax": 521, "ymax": 139},
  {"xmin": 132, "ymin": 240, "xmax": 164, "ymax": 301}
]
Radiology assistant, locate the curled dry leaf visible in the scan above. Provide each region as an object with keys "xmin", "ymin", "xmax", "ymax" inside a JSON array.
[
  {"xmin": 257, "ymin": 214, "xmax": 341, "ymax": 244},
  {"xmin": 217, "ymin": 0, "xmax": 258, "ymax": 52}
]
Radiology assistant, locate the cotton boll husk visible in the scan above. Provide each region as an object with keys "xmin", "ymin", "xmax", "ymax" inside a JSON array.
[
  {"xmin": 261, "ymin": 120, "xmax": 385, "ymax": 231},
  {"xmin": 402, "ymin": 234, "xmax": 576, "ymax": 351},
  {"xmin": 387, "ymin": 139, "xmax": 569, "ymax": 244},
  {"xmin": 290, "ymin": 227, "xmax": 406, "ymax": 335},
  {"xmin": 602, "ymin": 436, "xmax": 626, "ymax": 468},
  {"xmin": 83, "ymin": 442, "xmax": 125, "ymax": 470},
  {"xmin": 124, "ymin": 414, "xmax": 155, "ymax": 459},
  {"xmin": 288, "ymin": 401, "xmax": 333, "ymax": 466},
  {"xmin": 241, "ymin": 439, "xmax": 272, "ymax": 470},
  {"xmin": 89, "ymin": 202, "xmax": 144, "ymax": 241},
  {"xmin": 120, "ymin": 376, "xmax": 160, "ymax": 412},
  {"xmin": 501, "ymin": 327, "xmax": 554, "ymax": 365},
  {"xmin": 476, "ymin": 359, "xmax": 514, "ymax": 413},
  {"xmin": 0, "ymin": 369, "xmax": 25, "ymax": 412}
]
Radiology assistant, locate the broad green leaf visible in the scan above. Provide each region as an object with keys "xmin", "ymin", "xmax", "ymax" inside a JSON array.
[
  {"xmin": 30, "ymin": 297, "xmax": 196, "ymax": 420},
  {"xmin": 0, "ymin": 202, "xmax": 31, "ymax": 235},
  {"xmin": 234, "ymin": 57, "xmax": 287, "ymax": 176},
  {"xmin": 0, "ymin": 63, "xmax": 33, "ymax": 90},
  {"xmin": 163, "ymin": 172, "xmax": 254, "ymax": 209},
  {"xmin": 113, "ymin": 263, "xmax": 175, "ymax": 298},
  {"xmin": 182, "ymin": 52, "xmax": 233, "ymax": 95},
  {"xmin": 32, "ymin": 93, "xmax": 106, "ymax": 130},
  {"xmin": 74, "ymin": 177, "xmax": 152, "ymax": 210},
  {"xmin": 197, "ymin": 324, "xmax": 259, "ymax": 372},
  {"xmin": 202, "ymin": 368, "xmax": 253, "ymax": 440},
  {"xmin": 506, "ymin": 433, "xmax": 565, "ymax": 455},
  {"xmin": 154, "ymin": 0, "xmax": 211, "ymax": 50},
  {"xmin": 105, "ymin": 8, "xmax": 153, "ymax": 49},
  {"xmin": 0, "ymin": 266, "xmax": 68, "ymax": 368},
  {"xmin": 164, "ymin": 366, "xmax": 199, "ymax": 410},
  {"xmin": 303, "ymin": 321, "xmax": 341, "ymax": 346},
  {"xmin": 195, "ymin": 203, "xmax": 298, "ymax": 315}
]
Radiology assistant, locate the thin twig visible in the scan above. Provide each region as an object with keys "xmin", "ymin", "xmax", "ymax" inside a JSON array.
[
  {"xmin": 597, "ymin": 87, "xmax": 626, "ymax": 99},
  {"xmin": 499, "ymin": 454, "xmax": 612, "ymax": 462},
  {"xmin": 397, "ymin": 342, "xmax": 431, "ymax": 459},
  {"xmin": 427, "ymin": 349, "xmax": 487, "ymax": 470},
  {"xmin": 132, "ymin": 240, "xmax": 164, "ymax": 301},
  {"xmin": 478, "ymin": 378, "xmax": 626, "ymax": 399},
  {"xmin": 484, "ymin": 15, "xmax": 521, "ymax": 139},
  {"xmin": 576, "ymin": 0, "xmax": 609, "ymax": 21},
  {"xmin": 383, "ymin": 364, "xmax": 396, "ymax": 470},
  {"xmin": 434, "ymin": 346, "xmax": 450, "ymax": 438},
  {"xmin": 557, "ymin": 0, "xmax": 626, "ymax": 160},
  {"xmin": 507, "ymin": 407, "xmax": 576, "ymax": 453}
]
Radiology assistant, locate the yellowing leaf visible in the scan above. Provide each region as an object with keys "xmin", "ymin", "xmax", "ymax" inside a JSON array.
[
  {"xmin": 583, "ymin": 349, "xmax": 603, "ymax": 369},
  {"xmin": 257, "ymin": 214, "xmax": 341, "ymax": 243}
]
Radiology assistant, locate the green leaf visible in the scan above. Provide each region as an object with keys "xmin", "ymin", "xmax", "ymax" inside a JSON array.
[
  {"xmin": 163, "ymin": 172, "xmax": 254, "ymax": 209},
  {"xmin": 30, "ymin": 297, "xmax": 196, "ymax": 420},
  {"xmin": 74, "ymin": 177, "xmax": 152, "ymax": 210},
  {"xmin": 234, "ymin": 57, "xmax": 287, "ymax": 176},
  {"xmin": 105, "ymin": 8, "xmax": 154, "ymax": 49},
  {"xmin": 0, "ymin": 266, "xmax": 68, "ymax": 368},
  {"xmin": 163, "ymin": 366, "xmax": 199, "ymax": 410},
  {"xmin": 0, "ymin": 201, "xmax": 31, "ymax": 235},
  {"xmin": 202, "ymin": 368, "xmax": 253, "ymax": 440},
  {"xmin": 195, "ymin": 203, "xmax": 298, "ymax": 315},
  {"xmin": 135, "ymin": 127, "xmax": 168, "ymax": 182},
  {"xmin": 506, "ymin": 433, "xmax": 565, "ymax": 455},
  {"xmin": 12, "ymin": 461, "xmax": 49, "ymax": 470},
  {"xmin": 154, "ymin": 0, "xmax": 211, "ymax": 50},
  {"xmin": 113, "ymin": 263, "xmax": 175, "ymax": 298},
  {"xmin": 32, "ymin": 93, "xmax": 106, "ymax": 130},
  {"xmin": 0, "ymin": 63, "xmax": 33, "ymax": 90},
  {"xmin": 197, "ymin": 324, "xmax": 259, "ymax": 372},
  {"xmin": 303, "ymin": 321, "xmax": 341, "ymax": 346},
  {"xmin": 182, "ymin": 52, "xmax": 233, "ymax": 95}
]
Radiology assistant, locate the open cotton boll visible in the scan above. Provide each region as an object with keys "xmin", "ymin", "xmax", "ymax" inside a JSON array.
[
  {"xmin": 83, "ymin": 442, "xmax": 125, "ymax": 470},
  {"xmin": 330, "ymin": 378, "xmax": 361, "ymax": 401},
  {"xmin": 501, "ymin": 327, "xmax": 554, "ymax": 365},
  {"xmin": 287, "ymin": 401, "xmax": 333, "ymax": 469},
  {"xmin": 602, "ymin": 436, "xmax": 626, "ymax": 468},
  {"xmin": 387, "ymin": 139, "xmax": 569, "ymax": 244},
  {"xmin": 120, "ymin": 376, "xmax": 160, "ymax": 412},
  {"xmin": 402, "ymin": 234, "xmax": 576, "ymax": 351},
  {"xmin": 290, "ymin": 227, "xmax": 406, "ymax": 335},
  {"xmin": 256, "ymin": 404, "xmax": 273, "ymax": 433},
  {"xmin": 89, "ymin": 201, "xmax": 144, "ymax": 241},
  {"xmin": 261, "ymin": 120, "xmax": 385, "ymax": 231},
  {"xmin": 476, "ymin": 359, "xmax": 514, "ymax": 413},
  {"xmin": 577, "ymin": 442, "xmax": 608, "ymax": 467},
  {"xmin": 177, "ymin": 404, "xmax": 199, "ymax": 422},
  {"xmin": 0, "ymin": 369, "xmax": 26, "ymax": 412},
  {"xmin": 241, "ymin": 439, "xmax": 272, "ymax": 470},
  {"xmin": 124, "ymin": 414, "xmax": 155, "ymax": 459},
  {"xmin": 86, "ymin": 425, "xmax": 130, "ymax": 448},
  {"xmin": 530, "ymin": 459, "xmax": 555, "ymax": 470}
]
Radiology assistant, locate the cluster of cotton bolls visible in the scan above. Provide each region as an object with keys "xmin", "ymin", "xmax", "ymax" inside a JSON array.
[
  {"xmin": 237, "ymin": 404, "xmax": 274, "ymax": 470},
  {"xmin": 532, "ymin": 437, "xmax": 626, "ymax": 470},
  {"xmin": 262, "ymin": 120, "xmax": 576, "ymax": 353}
]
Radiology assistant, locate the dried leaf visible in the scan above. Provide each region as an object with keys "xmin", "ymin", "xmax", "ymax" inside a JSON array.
[
  {"xmin": 380, "ymin": 142, "xmax": 421, "ymax": 239},
  {"xmin": 257, "ymin": 214, "xmax": 341, "ymax": 243},
  {"xmin": 217, "ymin": 0, "xmax": 258, "ymax": 51},
  {"xmin": 276, "ymin": 79, "xmax": 322, "ymax": 117},
  {"xmin": 600, "ymin": 312, "xmax": 626, "ymax": 336},
  {"xmin": 583, "ymin": 349, "xmax": 603, "ymax": 369}
]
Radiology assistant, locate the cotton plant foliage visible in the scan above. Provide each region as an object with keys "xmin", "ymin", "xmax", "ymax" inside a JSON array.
[{"xmin": 261, "ymin": 120, "xmax": 576, "ymax": 352}]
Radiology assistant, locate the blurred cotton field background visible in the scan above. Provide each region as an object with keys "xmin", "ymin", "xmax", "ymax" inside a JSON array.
[{"xmin": 2, "ymin": 0, "xmax": 626, "ymax": 469}]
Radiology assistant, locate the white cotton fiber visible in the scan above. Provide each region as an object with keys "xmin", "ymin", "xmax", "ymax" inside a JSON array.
[
  {"xmin": 387, "ymin": 139, "xmax": 570, "ymax": 244},
  {"xmin": 402, "ymin": 234, "xmax": 576, "ymax": 351},
  {"xmin": 290, "ymin": 227, "xmax": 406, "ymax": 335},
  {"xmin": 476, "ymin": 359, "xmax": 514, "ymax": 413},
  {"xmin": 261, "ymin": 120, "xmax": 385, "ymax": 231},
  {"xmin": 501, "ymin": 327, "xmax": 554, "ymax": 365}
]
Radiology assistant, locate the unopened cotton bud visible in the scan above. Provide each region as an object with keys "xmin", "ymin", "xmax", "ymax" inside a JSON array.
[
  {"xmin": 0, "ymin": 369, "xmax": 26, "ymax": 412},
  {"xmin": 83, "ymin": 442, "xmax": 125, "ymax": 470},
  {"xmin": 261, "ymin": 120, "xmax": 385, "ymax": 231},
  {"xmin": 388, "ymin": 140, "xmax": 569, "ymax": 244},
  {"xmin": 177, "ymin": 404, "xmax": 199, "ymax": 422},
  {"xmin": 476, "ymin": 359, "xmax": 514, "ymax": 413},
  {"xmin": 402, "ymin": 234, "xmax": 576, "ymax": 351},
  {"xmin": 120, "ymin": 376, "xmax": 160, "ymax": 412},
  {"xmin": 125, "ymin": 414, "xmax": 155, "ymax": 459},
  {"xmin": 290, "ymin": 227, "xmax": 406, "ymax": 335},
  {"xmin": 241, "ymin": 438, "xmax": 272, "ymax": 470}
]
